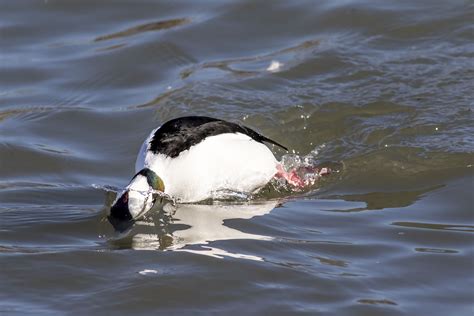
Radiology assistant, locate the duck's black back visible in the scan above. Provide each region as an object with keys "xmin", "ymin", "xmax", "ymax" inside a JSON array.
[{"xmin": 149, "ymin": 116, "xmax": 287, "ymax": 158}]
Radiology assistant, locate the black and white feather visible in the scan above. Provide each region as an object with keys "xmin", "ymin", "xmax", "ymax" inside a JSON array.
[{"xmin": 135, "ymin": 116, "xmax": 286, "ymax": 202}]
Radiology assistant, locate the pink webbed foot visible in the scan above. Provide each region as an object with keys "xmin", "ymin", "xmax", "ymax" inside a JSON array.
[
  {"xmin": 275, "ymin": 164, "xmax": 305, "ymax": 187},
  {"xmin": 275, "ymin": 164, "xmax": 331, "ymax": 189}
]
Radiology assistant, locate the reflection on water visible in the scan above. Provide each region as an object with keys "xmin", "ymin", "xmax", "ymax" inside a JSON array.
[
  {"xmin": 113, "ymin": 201, "xmax": 278, "ymax": 260},
  {"xmin": 330, "ymin": 185, "xmax": 443, "ymax": 211},
  {"xmin": 392, "ymin": 221, "xmax": 474, "ymax": 233},
  {"xmin": 94, "ymin": 18, "xmax": 190, "ymax": 42}
]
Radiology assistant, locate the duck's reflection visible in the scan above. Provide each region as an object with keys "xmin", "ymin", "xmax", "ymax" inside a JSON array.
[{"xmin": 120, "ymin": 201, "xmax": 278, "ymax": 260}]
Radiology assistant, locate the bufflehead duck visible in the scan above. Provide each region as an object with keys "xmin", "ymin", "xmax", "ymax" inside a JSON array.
[{"xmin": 108, "ymin": 116, "xmax": 323, "ymax": 226}]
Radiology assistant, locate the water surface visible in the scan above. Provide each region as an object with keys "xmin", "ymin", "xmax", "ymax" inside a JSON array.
[{"xmin": 1, "ymin": 1, "xmax": 473, "ymax": 315}]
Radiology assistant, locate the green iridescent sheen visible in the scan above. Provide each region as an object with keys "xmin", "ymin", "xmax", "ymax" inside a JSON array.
[{"xmin": 144, "ymin": 168, "xmax": 164, "ymax": 191}]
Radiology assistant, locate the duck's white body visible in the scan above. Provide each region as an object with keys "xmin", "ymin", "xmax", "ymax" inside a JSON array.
[
  {"xmin": 136, "ymin": 131, "xmax": 278, "ymax": 202},
  {"xmin": 109, "ymin": 116, "xmax": 288, "ymax": 226}
]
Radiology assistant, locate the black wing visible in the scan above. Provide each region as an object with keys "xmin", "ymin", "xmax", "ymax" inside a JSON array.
[{"xmin": 149, "ymin": 116, "xmax": 288, "ymax": 158}]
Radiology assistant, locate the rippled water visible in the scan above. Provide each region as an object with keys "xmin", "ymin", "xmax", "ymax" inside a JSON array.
[{"xmin": 1, "ymin": 1, "xmax": 473, "ymax": 314}]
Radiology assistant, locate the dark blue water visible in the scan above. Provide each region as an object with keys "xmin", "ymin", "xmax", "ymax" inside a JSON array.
[{"xmin": 0, "ymin": 1, "xmax": 473, "ymax": 315}]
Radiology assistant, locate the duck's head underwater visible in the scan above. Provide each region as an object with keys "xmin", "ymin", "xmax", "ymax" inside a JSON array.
[{"xmin": 108, "ymin": 168, "xmax": 164, "ymax": 230}]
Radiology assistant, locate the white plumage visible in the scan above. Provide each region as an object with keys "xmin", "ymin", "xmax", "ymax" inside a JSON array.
[{"xmin": 136, "ymin": 132, "xmax": 278, "ymax": 202}]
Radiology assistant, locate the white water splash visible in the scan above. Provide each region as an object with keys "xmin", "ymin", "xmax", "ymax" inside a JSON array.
[{"xmin": 275, "ymin": 143, "xmax": 335, "ymax": 189}]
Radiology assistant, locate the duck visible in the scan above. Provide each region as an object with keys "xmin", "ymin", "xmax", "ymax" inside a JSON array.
[{"xmin": 108, "ymin": 116, "xmax": 326, "ymax": 226}]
